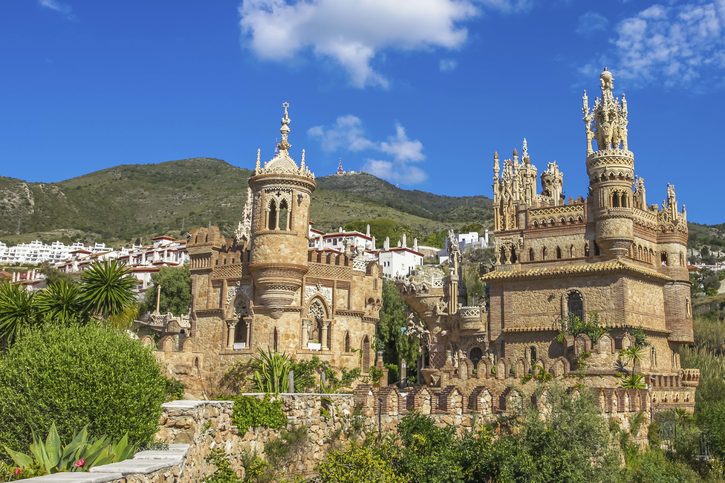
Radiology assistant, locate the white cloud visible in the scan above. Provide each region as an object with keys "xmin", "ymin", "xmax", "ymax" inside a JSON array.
[
  {"xmin": 38, "ymin": 0, "xmax": 75, "ymax": 19},
  {"xmin": 308, "ymin": 115, "xmax": 427, "ymax": 184},
  {"xmin": 592, "ymin": 1, "xmax": 725, "ymax": 88},
  {"xmin": 238, "ymin": 0, "xmax": 484, "ymax": 88},
  {"xmin": 576, "ymin": 11, "xmax": 608, "ymax": 35},
  {"xmin": 363, "ymin": 160, "xmax": 428, "ymax": 184},
  {"xmin": 439, "ymin": 58, "xmax": 458, "ymax": 71}
]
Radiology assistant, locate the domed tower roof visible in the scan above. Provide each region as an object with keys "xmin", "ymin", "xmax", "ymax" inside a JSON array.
[{"xmin": 254, "ymin": 102, "xmax": 314, "ymax": 179}]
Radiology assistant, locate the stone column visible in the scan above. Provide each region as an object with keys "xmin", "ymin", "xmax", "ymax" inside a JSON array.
[
  {"xmin": 244, "ymin": 317, "xmax": 252, "ymax": 348},
  {"xmin": 302, "ymin": 320, "xmax": 310, "ymax": 348},
  {"xmin": 226, "ymin": 320, "xmax": 237, "ymax": 350},
  {"xmin": 321, "ymin": 320, "xmax": 330, "ymax": 350}
]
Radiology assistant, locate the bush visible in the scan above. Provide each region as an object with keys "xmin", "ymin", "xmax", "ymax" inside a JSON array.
[
  {"xmin": 0, "ymin": 324, "xmax": 166, "ymax": 454},
  {"xmin": 396, "ymin": 413, "xmax": 464, "ymax": 482},
  {"xmin": 317, "ymin": 442, "xmax": 404, "ymax": 483},
  {"xmin": 232, "ymin": 395, "xmax": 287, "ymax": 434}
]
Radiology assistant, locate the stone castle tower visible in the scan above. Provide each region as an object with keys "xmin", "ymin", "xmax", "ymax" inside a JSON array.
[
  {"xmin": 248, "ymin": 102, "xmax": 316, "ymax": 316},
  {"xmin": 149, "ymin": 103, "xmax": 383, "ymax": 396}
]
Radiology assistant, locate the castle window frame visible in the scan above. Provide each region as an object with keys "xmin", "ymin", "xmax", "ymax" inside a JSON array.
[
  {"xmin": 529, "ymin": 248, "xmax": 535, "ymax": 262},
  {"xmin": 542, "ymin": 247, "xmax": 548, "ymax": 260},
  {"xmin": 267, "ymin": 199, "xmax": 277, "ymax": 230},
  {"xmin": 566, "ymin": 290, "xmax": 585, "ymax": 322},
  {"xmin": 556, "ymin": 246, "xmax": 562, "ymax": 259},
  {"xmin": 278, "ymin": 199, "xmax": 289, "ymax": 231}
]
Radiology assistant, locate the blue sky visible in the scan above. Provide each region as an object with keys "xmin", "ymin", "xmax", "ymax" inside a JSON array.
[{"xmin": 1, "ymin": 0, "xmax": 724, "ymax": 223}]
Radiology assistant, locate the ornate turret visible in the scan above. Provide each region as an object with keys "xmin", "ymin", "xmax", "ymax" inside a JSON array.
[
  {"xmin": 248, "ymin": 103, "xmax": 316, "ymax": 317},
  {"xmin": 583, "ymin": 69, "xmax": 635, "ymax": 258},
  {"xmin": 540, "ymin": 162, "xmax": 563, "ymax": 206}
]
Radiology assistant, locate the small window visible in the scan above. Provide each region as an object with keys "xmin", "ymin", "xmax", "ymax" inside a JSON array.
[
  {"xmin": 278, "ymin": 199, "xmax": 289, "ymax": 231},
  {"xmin": 556, "ymin": 246, "xmax": 562, "ymax": 259},
  {"xmin": 267, "ymin": 200, "xmax": 277, "ymax": 230},
  {"xmin": 542, "ymin": 247, "xmax": 548, "ymax": 260},
  {"xmin": 529, "ymin": 248, "xmax": 535, "ymax": 261},
  {"xmin": 567, "ymin": 291, "xmax": 584, "ymax": 321}
]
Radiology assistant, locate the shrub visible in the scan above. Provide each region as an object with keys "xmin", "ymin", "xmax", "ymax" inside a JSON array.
[
  {"xmin": 0, "ymin": 324, "xmax": 166, "ymax": 454},
  {"xmin": 3, "ymin": 423, "xmax": 135, "ymax": 475},
  {"xmin": 396, "ymin": 413, "xmax": 464, "ymax": 482},
  {"xmin": 317, "ymin": 442, "xmax": 405, "ymax": 483},
  {"xmin": 232, "ymin": 395, "xmax": 287, "ymax": 434}
]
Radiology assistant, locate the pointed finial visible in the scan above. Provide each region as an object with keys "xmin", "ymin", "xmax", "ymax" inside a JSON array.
[
  {"xmin": 513, "ymin": 148, "xmax": 518, "ymax": 157},
  {"xmin": 300, "ymin": 149, "xmax": 306, "ymax": 170},
  {"xmin": 277, "ymin": 101, "xmax": 291, "ymax": 153},
  {"xmin": 522, "ymin": 138, "xmax": 528, "ymax": 159},
  {"xmin": 255, "ymin": 148, "xmax": 261, "ymax": 173},
  {"xmin": 494, "ymin": 151, "xmax": 499, "ymax": 160}
]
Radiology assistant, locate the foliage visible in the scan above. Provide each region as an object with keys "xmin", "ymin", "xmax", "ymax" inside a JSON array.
[
  {"xmin": 264, "ymin": 426, "xmax": 307, "ymax": 466},
  {"xmin": 164, "ymin": 376, "xmax": 185, "ymax": 401},
  {"xmin": 619, "ymin": 373, "xmax": 647, "ymax": 389},
  {"xmin": 368, "ymin": 366, "xmax": 384, "ymax": 385},
  {"xmin": 0, "ymin": 324, "xmax": 166, "ymax": 454},
  {"xmin": 620, "ymin": 447, "xmax": 700, "ymax": 482},
  {"xmin": 0, "ymin": 461, "xmax": 34, "ymax": 481},
  {"xmin": 376, "ymin": 280, "xmax": 419, "ymax": 382},
  {"xmin": 557, "ymin": 313, "xmax": 606, "ymax": 344},
  {"xmin": 202, "ymin": 448, "xmax": 242, "ymax": 483},
  {"xmin": 34, "ymin": 279, "xmax": 87, "ymax": 326},
  {"xmin": 231, "ymin": 395, "xmax": 287, "ymax": 435},
  {"xmin": 3, "ymin": 423, "xmax": 135, "ymax": 476},
  {"xmin": 462, "ymin": 264, "xmax": 484, "ymax": 306},
  {"xmin": 143, "ymin": 265, "xmax": 191, "ymax": 316},
  {"xmin": 80, "ymin": 260, "xmax": 137, "ymax": 319},
  {"xmin": 317, "ymin": 440, "xmax": 405, "ymax": 483},
  {"xmin": 0, "ymin": 282, "xmax": 38, "ymax": 345},
  {"xmin": 698, "ymin": 400, "xmax": 725, "ymax": 462},
  {"xmin": 251, "ymin": 349, "xmax": 292, "ymax": 394},
  {"xmin": 396, "ymin": 412, "xmax": 464, "ymax": 483}
]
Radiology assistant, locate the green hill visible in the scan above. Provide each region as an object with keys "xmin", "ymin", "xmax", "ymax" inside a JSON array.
[{"xmin": 0, "ymin": 158, "xmax": 492, "ymax": 246}]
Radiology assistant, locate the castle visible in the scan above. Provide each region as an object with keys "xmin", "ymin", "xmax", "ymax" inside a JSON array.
[
  {"xmin": 399, "ymin": 69, "xmax": 698, "ymax": 414},
  {"xmin": 148, "ymin": 103, "xmax": 383, "ymax": 394}
]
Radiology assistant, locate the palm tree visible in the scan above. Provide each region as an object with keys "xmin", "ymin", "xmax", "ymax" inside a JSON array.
[
  {"xmin": 252, "ymin": 349, "xmax": 292, "ymax": 393},
  {"xmin": 0, "ymin": 282, "xmax": 38, "ymax": 346},
  {"xmin": 619, "ymin": 373, "xmax": 646, "ymax": 389},
  {"xmin": 34, "ymin": 279, "xmax": 86, "ymax": 325},
  {"xmin": 80, "ymin": 261, "xmax": 137, "ymax": 321},
  {"xmin": 620, "ymin": 346, "xmax": 644, "ymax": 373}
]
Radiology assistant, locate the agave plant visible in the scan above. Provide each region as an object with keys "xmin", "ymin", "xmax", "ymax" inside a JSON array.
[
  {"xmin": 619, "ymin": 373, "xmax": 647, "ymax": 389},
  {"xmin": 0, "ymin": 282, "xmax": 38, "ymax": 345},
  {"xmin": 252, "ymin": 349, "xmax": 292, "ymax": 393},
  {"xmin": 34, "ymin": 279, "xmax": 87, "ymax": 326},
  {"xmin": 80, "ymin": 260, "xmax": 137, "ymax": 320},
  {"xmin": 3, "ymin": 423, "xmax": 135, "ymax": 475}
]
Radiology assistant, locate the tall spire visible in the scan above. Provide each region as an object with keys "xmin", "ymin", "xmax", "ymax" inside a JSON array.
[
  {"xmin": 277, "ymin": 101, "xmax": 291, "ymax": 154},
  {"xmin": 255, "ymin": 148, "xmax": 261, "ymax": 174}
]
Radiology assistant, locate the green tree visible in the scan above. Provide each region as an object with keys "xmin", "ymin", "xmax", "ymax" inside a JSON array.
[
  {"xmin": 396, "ymin": 413, "xmax": 464, "ymax": 483},
  {"xmin": 0, "ymin": 324, "xmax": 166, "ymax": 453},
  {"xmin": 80, "ymin": 260, "xmax": 137, "ymax": 320},
  {"xmin": 143, "ymin": 266, "xmax": 191, "ymax": 316},
  {"xmin": 377, "ymin": 280, "xmax": 419, "ymax": 381},
  {"xmin": 0, "ymin": 283, "xmax": 38, "ymax": 346},
  {"xmin": 34, "ymin": 279, "xmax": 87, "ymax": 326}
]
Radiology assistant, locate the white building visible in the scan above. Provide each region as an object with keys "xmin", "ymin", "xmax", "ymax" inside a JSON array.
[
  {"xmin": 55, "ymin": 236, "xmax": 189, "ymax": 298},
  {"xmin": 0, "ymin": 240, "xmax": 111, "ymax": 266},
  {"xmin": 377, "ymin": 234, "xmax": 424, "ymax": 279},
  {"xmin": 308, "ymin": 225, "xmax": 376, "ymax": 252},
  {"xmin": 439, "ymin": 230, "xmax": 490, "ymax": 264}
]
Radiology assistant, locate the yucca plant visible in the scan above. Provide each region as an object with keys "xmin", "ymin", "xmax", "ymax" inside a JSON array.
[
  {"xmin": 34, "ymin": 279, "xmax": 87, "ymax": 326},
  {"xmin": 252, "ymin": 349, "xmax": 292, "ymax": 393},
  {"xmin": 3, "ymin": 423, "xmax": 135, "ymax": 475},
  {"xmin": 619, "ymin": 373, "xmax": 647, "ymax": 390},
  {"xmin": 0, "ymin": 282, "xmax": 38, "ymax": 346},
  {"xmin": 80, "ymin": 260, "xmax": 137, "ymax": 320}
]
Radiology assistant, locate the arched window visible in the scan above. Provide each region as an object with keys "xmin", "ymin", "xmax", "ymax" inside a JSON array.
[
  {"xmin": 267, "ymin": 199, "xmax": 277, "ymax": 230},
  {"xmin": 584, "ymin": 242, "xmax": 590, "ymax": 257},
  {"xmin": 234, "ymin": 319, "xmax": 249, "ymax": 347},
  {"xmin": 542, "ymin": 247, "xmax": 548, "ymax": 260},
  {"xmin": 612, "ymin": 191, "xmax": 620, "ymax": 208},
  {"xmin": 556, "ymin": 246, "xmax": 562, "ymax": 259},
  {"xmin": 344, "ymin": 331, "xmax": 351, "ymax": 352},
  {"xmin": 567, "ymin": 291, "xmax": 584, "ymax": 321},
  {"xmin": 569, "ymin": 244, "xmax": 575, "ymax": 258},
  {"xmin": 278, "ymin": 199, "xmax": 289, "ymax": 231},
  {"xmin": 272, "ymin": 327, "xmax": 279, "ymax": 352},
  {"xmin": 529, "ymin": 345, "xmax": 538, "ymax": 365},
  {"xmin": 362, "ymin": 335, "xmax": 371, "ymax": 371},
  {"xmin": 469, "ymin": 347, "xmax": 483, "ymax": 368},
  {"xmin": 621, "ymin": 193, "xmax": 628, "ymax": 208},
  {"xmin": 529, "ymin": 248, "xmax": 535, "ymax": 262},
  {"xmin": 661, "ymin": 252, "xmax": 668, "ymax": 266},
  {"xmin": 510, "ymin": 247, "xmax": 518, "ymax": 263}
]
